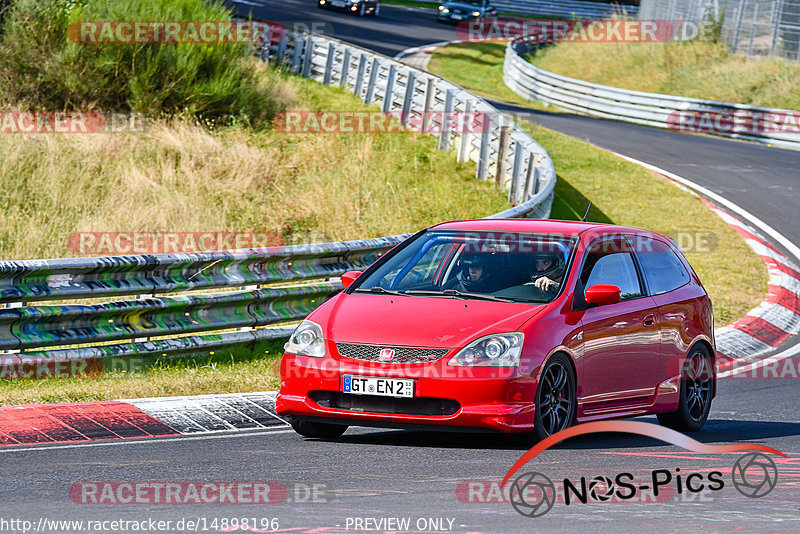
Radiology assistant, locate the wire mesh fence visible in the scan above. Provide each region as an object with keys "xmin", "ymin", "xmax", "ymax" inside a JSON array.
[{"xmin": 639, "ymin": 0, "xmax": 800, "ymax": 61}]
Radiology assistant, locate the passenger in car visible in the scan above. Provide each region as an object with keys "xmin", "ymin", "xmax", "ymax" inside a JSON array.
[{"xmin": 446, "ymin": 253, "xmax": 497, "ymax": 293}]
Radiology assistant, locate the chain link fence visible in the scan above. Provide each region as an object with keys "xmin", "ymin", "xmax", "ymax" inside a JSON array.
[{"xmin": 640, "ymin": 0, "xmax": 800, "ymax": 61}]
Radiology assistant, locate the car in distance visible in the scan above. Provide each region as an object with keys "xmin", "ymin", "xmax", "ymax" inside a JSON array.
[
  {"xmin": 278, "ymin": 219, "xmax": 716, "ymax": 441},
  {"xmin": 318, "ymin": 0, "xmax": 379, "ymax": 16},
  {"xmin": 437, "ymin": 0, "xmax": 497, "ymax": 23}
]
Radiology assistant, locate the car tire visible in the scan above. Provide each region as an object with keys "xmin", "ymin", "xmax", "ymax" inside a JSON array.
[
  {"xmin": 657, "ymin": 345, "xmax": 714, "ymax": 432},
  {"xmin": 291, "ymin": 418, "xmax": 348, "ymax": 439},
  {"xmin": 533, "ymin": 354, "xmax": 577, "ymax": 442}
]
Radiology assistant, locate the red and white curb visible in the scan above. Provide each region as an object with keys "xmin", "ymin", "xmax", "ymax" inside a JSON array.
[{"xmin": 0, "ymin": 392, "xmax": 283, "ymax": 448}]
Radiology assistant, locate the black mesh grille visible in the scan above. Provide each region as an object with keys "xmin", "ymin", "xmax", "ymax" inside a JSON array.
[
  {"xmin": 336, "ymin": 343, "xmax": 448, "ymax": 364},
  {"xmin": 310, "ymin": 391, "xmax": 460, "ymax": 416}
]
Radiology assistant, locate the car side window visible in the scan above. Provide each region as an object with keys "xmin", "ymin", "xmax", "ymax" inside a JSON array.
[
  {"xmin": 631, "ymin": 236, "xmax": 690, "ymax": 295},
  {"xmin": 580, "ymin": 238, "xmax": 642, "ymax": 300}
]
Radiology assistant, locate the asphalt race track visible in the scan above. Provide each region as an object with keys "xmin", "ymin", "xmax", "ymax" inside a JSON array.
[{"xmin": 1, "ymin": 2, "xmax": 798, "ymax": 533}]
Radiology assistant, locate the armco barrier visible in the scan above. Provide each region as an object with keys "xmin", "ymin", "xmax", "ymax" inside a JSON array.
[
  {"xmin": 503, "ymin": 36, "xmax": 800, "ymax": 150},
  {"xmin": 0, "ymin": 31, "xmax": 557, "ymax": 373},
  {"xmin": 401, "ymin": 0, "xmax": 636, "ymax": 19}
]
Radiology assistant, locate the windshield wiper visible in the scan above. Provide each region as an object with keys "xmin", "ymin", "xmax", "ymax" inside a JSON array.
[
  {"xmin": 353, "ymin": 287, "xmax": 407, "ymax": 297},
  {"xmin": 405, "ymin": 289, "xmax": 513, "ymax": 303}
]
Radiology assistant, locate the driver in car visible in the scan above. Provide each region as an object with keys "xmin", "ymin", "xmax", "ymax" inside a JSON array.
[{"xmin": 529, "ymin": 253, "xmax": 566, "ymax": 295}]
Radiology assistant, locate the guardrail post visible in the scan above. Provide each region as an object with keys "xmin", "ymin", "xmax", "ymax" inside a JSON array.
[
  {"xmin": 523, "ymin": 152, "xmax": 541, "ymax": 200},
  {"xmin": 276, "ymin": 33, "xmax": 287, "ymax": 64},
  {"xmin": 383, "ymin": 64, "xmax": 397, "ymax": 113},
  {"xmin": 401, "ymin": 70, "xmax": 417, "ymax": 129},
  {"xmin": 364, "ymin": 58, "xmax": 380, "ymax": 104},
  {"xmin": 438, "ymin": 89, "xmax": 454, "ymax": 151},
  {"xmin": 133, "ymin": 294, "xmax": 153, "ymax": 343},
  {"xmin": 340, "ymin": 48, "xmax": 352, "ymax": 88},
  {"xmin": 301, "ymin": 34, "xmax": 314, "ymax": 78},
  {"xmin": 291, "ymin": 34, "xmax": 303, "ymax": 74},
  {"xmin": 533, "ymin": 153, "xmax": 543, "ymax": 195},
  {"xmin": 771, "ymin": 0, "xmax": 785, "ymax": 56},
  {"xmin": 422, "ymin": 78, "xmax": 435, "ymax": 133},
  {"xmin": 495, "ymin": 125, "xmax": 512, "ymax": 188},
  {"xmin": 747, "ymin": 3, "xmax": 759, "ymax": 56},
  {"xmin": 476, "ymin": 113, "xmax": 493, "ymax": 180},
  {"xmin": 509, "ymin": 143, "xmax": 524, "ymax": 203},
  {"xmin": 323, "ymin": 42, "xmax": 335, "ymax": 84},
  {"xmin": 354, "ymin": 55, "xmax": 366, "ymax": 98},
  {"xmin": 731, "ymin": 0, "xmax": 746, "ymax": 53},
  {"xmin": 457, "ymin": 100, "xmax": 474, "ymax": 162}
]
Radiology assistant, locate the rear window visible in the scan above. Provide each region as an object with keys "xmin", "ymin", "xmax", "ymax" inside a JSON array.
[{"xmin": 631, "ymin": 236, "xmax": 690, "ymax": 295}]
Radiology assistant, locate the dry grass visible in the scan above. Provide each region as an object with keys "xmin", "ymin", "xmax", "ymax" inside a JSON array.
[
  {"xmin": 529, "ymin": 41, "xmax": 800, "ymax": 110},
  {"xmin": 428, "ymin": 42, "xmax": 768, "ymax": 325},
  {"xmin": 524, "ymin": 122, "xmax": 767, "ymax": 325},
  {"xmin": 0, "ymin": 72, "xmax": 508, "ymax": 260}
]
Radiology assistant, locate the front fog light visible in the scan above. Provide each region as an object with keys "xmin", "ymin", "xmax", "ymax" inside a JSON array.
[
  {"xmin": 449, "ymin": 333, "xmax": 523, "ymax": 367},
  {"xmin": 284, "ymin": 320, "xmax": 325, "ymax": 358}
]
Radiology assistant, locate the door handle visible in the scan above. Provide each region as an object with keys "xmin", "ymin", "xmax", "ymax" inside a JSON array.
[{"xmin": 643, "ymin": 314, "xmax": 656, "ymax": 327}]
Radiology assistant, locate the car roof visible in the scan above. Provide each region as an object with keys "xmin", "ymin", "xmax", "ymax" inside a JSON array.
[{"xmin": 430, "ymin": 219, "xmax": 607, "ymax": 236}]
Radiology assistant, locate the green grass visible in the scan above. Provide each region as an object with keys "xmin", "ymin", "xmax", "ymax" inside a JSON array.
[
  {"xmin": 0, "ymin": 60, "xmax": 513, "ymax": 405},
  {"xmin": 0, "ymin": 69, "xmax": 509, "ymax": 260},
  {"xmin": 528, "ymin": 41, "xmax": 800, "ymax": 110},
  {"xmin": 0, "ymin": 0, "xmax": 284, "ymax": 125},
  {"xmin": 0, "ymin": 339, "xmax": 286, "ymax": 406},
  {"xmin": 427, "ymin": 42, "xmax": 554, "ymax": 111},
  {"xmin": 0, "ymin": 40, "xmax": 771, "ymax": 407}
]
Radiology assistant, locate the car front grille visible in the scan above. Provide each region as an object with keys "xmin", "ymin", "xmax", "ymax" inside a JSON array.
[
  {"xmin": 309, "ymin": 391, "xmax": 460, "ymax": 416},
  {"xmin": 335, "ymin": 343, "xmax": 449, "ymax": 364}
]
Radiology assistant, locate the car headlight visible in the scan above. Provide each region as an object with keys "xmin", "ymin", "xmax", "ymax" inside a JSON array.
[
  {"xmin": 439, "ymin": 6, "xmax": 449, "ymax": 11},
  {"xmin": 472, "ymin": 10, "xmax": 481, "ymax": 16},
  {"xmin": 448, "ymin": 333, "xmax": 523, "ymax": 367},
  {"xmin": 284, "ymin": 320, "xmax": 325, "ymax": 358}
]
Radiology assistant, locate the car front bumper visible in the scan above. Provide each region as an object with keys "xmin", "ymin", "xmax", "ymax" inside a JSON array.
[{"xmin": 277, "ymin": 352, "xmax": 538, "ymax": 433}]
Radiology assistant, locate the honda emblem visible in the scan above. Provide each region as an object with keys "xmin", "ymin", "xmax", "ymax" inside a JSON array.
[{"xmin": 379, "ymin": 348, "xmax": 395, "ymax": 362}]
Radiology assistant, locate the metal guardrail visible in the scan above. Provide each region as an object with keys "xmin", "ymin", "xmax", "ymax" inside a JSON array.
[
  {"xmin": 503, "ymin": 36, "xmax": 800, "ymax": 150},
  {"xmin": 405, "ymin": 0, "xmax": 637, "ymax": 19},
  {"xmin": 0, "ymin": 31, "xmax": 557, "ymax": 375}
]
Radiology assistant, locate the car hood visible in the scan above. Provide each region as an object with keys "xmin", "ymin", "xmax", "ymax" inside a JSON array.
[{"xmin": 317, "ymin": 293, "xmax": 545, "ymax": 348}]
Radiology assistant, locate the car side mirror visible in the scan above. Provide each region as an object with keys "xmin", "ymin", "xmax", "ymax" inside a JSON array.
[
  {"xmin": 584, "ymin": 284, "xmax": 622, "ymax": 306},
  {"xmin": 341, "ymin": 270, "xmax": 363, "ymax": 289}
]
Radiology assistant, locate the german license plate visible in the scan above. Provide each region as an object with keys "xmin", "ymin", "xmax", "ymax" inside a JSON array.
[
  {"xmin": 451, "ymin": 14, "xmax": 464, "ymax": 20},
  {"xmin": 342, "ymin": 375, "xmax": 414, "ymax": 398},
  {"xmin": 332, "ymin": 1, "xmax": 347, "ymax": 6}
]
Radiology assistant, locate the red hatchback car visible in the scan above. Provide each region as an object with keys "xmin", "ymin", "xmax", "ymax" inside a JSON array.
[{"xmin": 277, "ymin": 220, "xmax": 716, "ymax": 441}]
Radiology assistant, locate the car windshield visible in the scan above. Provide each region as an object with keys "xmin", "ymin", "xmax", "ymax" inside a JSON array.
[
  {"xmin": 458, "ymin": 0, "xmax": 487, "ymax": 5},
  {"xmin": 353, "ymin": 230, "xmax": 578, "ymax": 303}
]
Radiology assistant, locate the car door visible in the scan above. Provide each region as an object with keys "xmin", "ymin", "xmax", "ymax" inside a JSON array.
[
  {"xmin": 578, "ymin": 235, "xmax": 662, "ymax": 412},
  {"xmin": 629, "ymin": 234, "xmax": 698, "ymax": 383}
]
